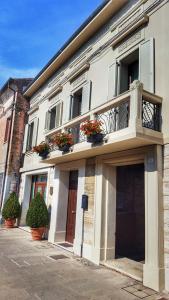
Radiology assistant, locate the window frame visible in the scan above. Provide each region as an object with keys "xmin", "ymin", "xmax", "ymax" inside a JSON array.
[
  {"xmin": 47, "ymin": 100, "xmax": 63, "ymax": 131},
  {"xmin": 69, "ymin": 87, "xmax": 83, "ymax": 120}
]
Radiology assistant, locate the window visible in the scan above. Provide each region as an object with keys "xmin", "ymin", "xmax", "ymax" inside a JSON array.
[
  {"xmin": 26, "ymin": 122, "xmax": 34, "ymax": 151},
  {"xmin": 4, "ymin": 118, "xmax": 11, "ymax": 143},
  {"xmin": 118, "ymin": 49, "xmax": 139, "ymax": 94},
  {"xmin": 70, "ymin": 88, "xmax": 82, "ymax": 119},
  {"xmin": 46, "ymin": 102, "xmax": 62, "ymax": 131}
]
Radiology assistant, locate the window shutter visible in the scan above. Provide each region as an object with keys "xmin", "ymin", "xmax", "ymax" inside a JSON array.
[
  {"xmin": 32, "ymin": 118, "xmax": 39, "ymax": 147},
  {"xmin": 22, "ymin": 124, "xmax": 28, "ymax": 153},
  {"xmin": 55, "ymin": 102, "xmax": 62, "ymax": 128},
  {"xmin": 108, "ymin": 62, "xmax": 117, "ymax": 100},
  {"xmin": 81, "ymin": 80, "xmax": 92, "ymax": 115},
  {"xmin": 139, "ymin": 38, "xmax": 155, "ymax": 93},
  {"xmin": 44, "ymin": 111, "xmax": 50, "ymax": 130},
  {"xmin": 63, "ymin": 95, "xmax": 72, "ymax": 123}
]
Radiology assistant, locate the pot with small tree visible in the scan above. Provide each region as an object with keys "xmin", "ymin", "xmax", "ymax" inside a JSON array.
[
  {"xmin": 2, "ymin": 192, "xmax": 21, "ymax": 228},
  {"xmin": 52, "ymin": 132, "xmax": 73, "ymax": 153},
  {"xmin": 80, "ymin": 119, "xmax": 104, "ymax": 144},
  {"xmin": 26, "ymin": 193, "xmax": 49, "ymax": 240},
  {"xmin": 33, "ymin": 142, "xmax": 50, "ymax": 159}
]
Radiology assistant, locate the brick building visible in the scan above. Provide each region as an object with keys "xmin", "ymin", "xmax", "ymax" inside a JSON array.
[{"xmin": 0, "ymin": 78, "xmax": 32, "ymax": 210}]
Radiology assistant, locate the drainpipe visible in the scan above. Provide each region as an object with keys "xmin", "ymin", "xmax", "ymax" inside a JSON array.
[{"xmin": 0, "ymin": 84, "xmax": 18, "ymax": 213}]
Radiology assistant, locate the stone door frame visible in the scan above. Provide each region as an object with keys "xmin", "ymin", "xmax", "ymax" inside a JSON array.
[
  {"xmin": 92, "ymin": 145, "xmax": 164, "ymax": 291},
  {"xmin": 48, "ymin": 159, "xmax": 86, "ymax": 257}
]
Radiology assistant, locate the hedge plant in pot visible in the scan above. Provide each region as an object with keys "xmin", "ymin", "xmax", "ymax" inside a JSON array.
[
  {"xmin": 80, "ymin": 119, "xmax": 104, "ymax": 144},
  {"xmin": 52, "ymin": 132, "xmax": 73, "ymax": 153},
  {"xmin": 2, "ymin": 192, "xmax": 21, "ymax": 228},
  {"xmin": 33, "ymin": 142, "xmax": 50, "ymax": 159},
  {"xmin": 26, "ymin": 193, "xmax": 49, "ymax": 240}
]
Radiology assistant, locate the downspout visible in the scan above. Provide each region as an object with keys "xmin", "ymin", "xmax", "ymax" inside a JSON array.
[{"xmin": 0, "ymin": 85, "xmax": 18, "ymax": 212}]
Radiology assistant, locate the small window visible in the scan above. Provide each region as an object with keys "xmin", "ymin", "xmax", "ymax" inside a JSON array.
[
  {"xmin": 26, "ymin": 122, "xmax": 34, "ymax": 151},
  {"xmin": 70, "ymin": 88, "xmax": 82, "ymax": 119},
  {"xmin": 4, "ymin": 118, "xmax": 11, "ymax": 143},
  {"xmin": 119, "ymin": 49, "xmax": 139, "ymax": 94}
]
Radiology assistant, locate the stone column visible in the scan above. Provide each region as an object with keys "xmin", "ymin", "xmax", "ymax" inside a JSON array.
[
  {"xmin": 129, "ymin": 80, "xmax": 143, "ymax": 131},
  {"xmin": 163, "ymin": 143, "xmax": 169, "ymax": 291},
  {"xmin": 143, "ymin": 145, "xmax": 164, "ymax": 291}
]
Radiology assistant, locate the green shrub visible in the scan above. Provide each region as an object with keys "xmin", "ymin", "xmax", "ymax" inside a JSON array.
[
  {"xmin": 2, "ymin": 192, "xmax": 21, "ymax": 220},
  {"xmin": 26, "ymin": 193, "xmax": 49, "ymax": 228}
]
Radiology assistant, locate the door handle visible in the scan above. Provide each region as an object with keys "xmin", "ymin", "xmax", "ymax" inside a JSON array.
[{"xmin": 72, "ymin": 210, "xmax": 76, "ymax": 214}]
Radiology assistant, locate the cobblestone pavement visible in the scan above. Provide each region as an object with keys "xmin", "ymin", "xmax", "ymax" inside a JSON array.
[{"xmin": 0, "ymin": 227, "xmax": 166, "ymax": 300}]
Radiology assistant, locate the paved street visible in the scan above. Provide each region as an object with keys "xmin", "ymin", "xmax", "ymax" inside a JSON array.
[{"xmin": 0, "ymin": 228, "xmax": 165, "ymax": 300}]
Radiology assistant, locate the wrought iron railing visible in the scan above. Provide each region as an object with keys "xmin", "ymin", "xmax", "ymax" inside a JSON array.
[
  {"xmin": 67, "ymin": 123, "xmax": 86, "ymax": 144},
  {"xmin": 142, "ymin": 98, "xmax": 161, "ymax": 132},
  {"xmin": 44, "ymin": 81, "xmax": 162, "ymax": 155},
  {"xmin": 96, "ymin": 100, "xmax": 129, "ymax": 135}
]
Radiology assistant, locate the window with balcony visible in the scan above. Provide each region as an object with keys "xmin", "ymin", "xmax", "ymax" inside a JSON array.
[
  {"xmin": 119, "ymin": 49, "xmax": 139, "ymax": 94},
  {"xmin": 70, "ymin": 88, "xmax": 82, "ymax": 119},
  {"xmin": 45, "ymin": 102, "xmax": 62, "ymax": 131},
  {"xmin": 108, "ymin": 38, "xmax": 154, "ymax": 100}
]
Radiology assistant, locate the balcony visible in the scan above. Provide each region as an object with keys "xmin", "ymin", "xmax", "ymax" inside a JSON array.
[{"xmin": 43, "ymin": 80, "xmax": 163, "ymax": 164}]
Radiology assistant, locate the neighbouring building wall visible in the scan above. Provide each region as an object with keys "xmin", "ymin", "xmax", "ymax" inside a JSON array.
[
  {"xmin": 0, "ymin": 79, "xmax": 32, "ymax": 206},
  {"xmin": 7, "ymin": 93, "xmax": 29, "ymax": 194},
  {"xmin": 163, "ymin": 144, "xmax": 169, "ymax": 290}
]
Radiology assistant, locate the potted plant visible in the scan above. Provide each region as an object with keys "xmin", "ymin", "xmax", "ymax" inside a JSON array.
[
  {"xmin": 52, "ymin": 132, "xmax": 73, "ymax": 153},
  {"xmin": 2, "ymin": 192, "xmax": 21, "ymax": 228},
  {"xmin": 33, "ymin": 142, "xmax": 50, "ymax": 159},
  {"xmin": 80, "ymin": 119, "xmax": 104, "ymax": 144},
  {"xmin": 26, "ymin": 193, "xmax": 49, "ymax": 240}
]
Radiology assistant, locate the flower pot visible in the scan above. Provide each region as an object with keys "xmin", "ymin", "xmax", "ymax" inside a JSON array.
[
  {"xmin": 4, "ymin": 218, "xmax": 16, "ymax": 228},
  {"xmin": 87, "ymin": 133, "xmax": 104, "ymax": 144},
  {"xmin": 30, "ymin": 227, "xmax": 45, "ymax": 240},
  {"xmin": 58, "ymin": 144, "xmax": 71, "ymax": 153},
  {"xmin": 39, "ymin": 150, "xmax": 49, "ymax": 159}
]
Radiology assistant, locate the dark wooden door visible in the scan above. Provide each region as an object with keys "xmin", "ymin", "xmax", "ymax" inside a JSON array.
[
  {"xmin": 66, "ymin": 171, "xmax": 78, "ymax": 244},
  {"xmin": 116, "ymin": 164, "xmax": 145, "ymax": 261}
]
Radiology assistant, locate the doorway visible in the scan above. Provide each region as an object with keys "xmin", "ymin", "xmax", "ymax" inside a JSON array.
[
  {"xmin": 65, "ymin": 170, "xmax": 78, "ymax": 244},
  {"xmin": 115, "ymin": 164, "xmax": 145, "ymax": 261}
]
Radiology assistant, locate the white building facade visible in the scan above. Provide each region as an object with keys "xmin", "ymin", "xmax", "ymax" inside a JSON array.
[{"xmin": 19, "ymin": 0, "xmax": 169, "ymax": 292}]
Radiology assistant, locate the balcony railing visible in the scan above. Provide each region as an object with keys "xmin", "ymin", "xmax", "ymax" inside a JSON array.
[
  {"xmin": 45, "ymin": 80, "xmax": 162, "ymax": 152},
  {"xmin": 142, "ymin": 98, "xmax": 161, "ymax": 132}
]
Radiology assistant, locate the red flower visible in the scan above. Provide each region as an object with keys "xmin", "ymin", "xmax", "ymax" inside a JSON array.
[
  {"xmin": 33, "ymin": 142, "xmax": 50, "ymax": 154},
  {"xmin": 80, "ymin": 120, "xmax": 103, "ymax": 136},
  {"xmin": 52, "ymin": 132, "xmax": 74, "ymax": 147}
]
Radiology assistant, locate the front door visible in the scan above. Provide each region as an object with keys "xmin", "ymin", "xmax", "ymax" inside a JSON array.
[
  {"xmin": 66, "ymin": 171, "xmax": 78, "ymax": 244},
  {"xmin": 116, "ymin": 164, "xmax": 145, "ymax": 261}
]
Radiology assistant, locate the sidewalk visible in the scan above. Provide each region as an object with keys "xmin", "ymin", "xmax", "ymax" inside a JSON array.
[{"xmin": 0, "ymin": 227, "xmax": 166, "ymax": 300}]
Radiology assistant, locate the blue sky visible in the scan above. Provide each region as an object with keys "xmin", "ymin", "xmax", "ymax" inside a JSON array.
[{"xmin": 0, "ymin": 0, "xmax": 103, "ymax": 87}]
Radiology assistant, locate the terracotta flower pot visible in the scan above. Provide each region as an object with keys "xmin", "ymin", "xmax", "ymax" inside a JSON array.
[
  {"xmin": 31, "ymin": 227, "xmax": 45, "ymax": 240},
  {"xmin": 4, "ymin": 218, "xmax": 16, "ymax": 228}
]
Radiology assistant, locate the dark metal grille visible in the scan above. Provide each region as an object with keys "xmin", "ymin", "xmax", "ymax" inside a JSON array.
[
  {"xmin": 96, "ymin": 101, "xmax": 129, "ymax": 135},
  {"xmin": 142, "ymin": 99, "xmax": 161, "ymax": 132}
]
